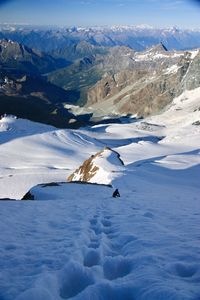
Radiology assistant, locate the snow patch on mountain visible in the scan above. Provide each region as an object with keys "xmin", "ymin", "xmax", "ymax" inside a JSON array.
[
  {"xmin": 164, "ymin": 64, "xmax": 180, "ymax": 74},
  {"xmin": 189, "ymin": 49, "xmax": 199, "ymax": 59}
]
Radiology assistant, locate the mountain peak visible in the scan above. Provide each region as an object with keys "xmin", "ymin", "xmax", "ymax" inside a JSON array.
[{"xmin": 148, "ymin": 42, "xmax": 168, "ymax": 53}]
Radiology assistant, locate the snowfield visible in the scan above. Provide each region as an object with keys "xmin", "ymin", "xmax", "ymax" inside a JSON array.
[{"xmin": 0, "ymin": 88, "xmax": 200, "ymax": 299}]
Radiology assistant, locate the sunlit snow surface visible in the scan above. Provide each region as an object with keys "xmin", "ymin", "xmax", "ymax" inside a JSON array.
[{"xmin": 0, "ymin": 88, "xmax": 200, "ymax": 299}]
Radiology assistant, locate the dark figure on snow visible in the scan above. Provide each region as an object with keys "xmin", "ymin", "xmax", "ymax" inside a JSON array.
[{"xmin": 112, "ymin": 188, "xmax": 120, "ymax": 198}]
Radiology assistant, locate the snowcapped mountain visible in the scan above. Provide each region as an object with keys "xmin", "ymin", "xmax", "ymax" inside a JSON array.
[
  {"xmin": 1, "ymin": 25, "xmax": 200, "ymax": 53},
  {"xmin": 0, "ymin": 86, "xmax": 200, "ymax": 299}
]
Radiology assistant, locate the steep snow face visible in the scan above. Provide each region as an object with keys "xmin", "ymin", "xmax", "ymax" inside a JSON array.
[
  {"xmin": 0, "ymin": 179, "xmax": 200, "ymax": 300},
  {"xmin": 67, "ymin": 147, "xmax": 124, "ymax": 185}
]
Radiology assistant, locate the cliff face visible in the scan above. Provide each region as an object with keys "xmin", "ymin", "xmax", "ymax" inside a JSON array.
[
  {"xmin": 182, "ymin": 51, "xmax": 200, "ymax": 91},
  {"xmin": 86, "ymin": 48, "xmax": 197, "ymax": 117}
]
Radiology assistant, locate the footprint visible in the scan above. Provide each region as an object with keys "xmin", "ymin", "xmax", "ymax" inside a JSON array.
[
  {"xmin": 132, "ymin": 207, "xmax": 139, "ymax": 211},
  {"xmin": 101, "ymin": 219, "xmax": 112, "ymax": 227},
  {"xmin": 171, "ymin": 262, "xmax": 198, "ymax": 278},
  {"xmin": 91, "ymin": 225, "xmax": 102, "ymax": 235},
  {"xmin": 83, "ymin": 249, "xmax": 101, "ymax": 267},
  {"xmin": 90, "ymin": 236, "xmax": 100, "ymax": 242},
  {"xmin": 90, "ymin": 218, "xmax": 98, "ymax": 226},
  {"xmin": 59, "ymin": 261, "xmax": 94, "ymax": 299},
  {"xmin": 106, "ymin": 232, "xmax": 119, "ymax": 239},
  {"xmin": 103, "ymin": 256, "xmax": 132, "ymax": 280},
  {"xmin": 76, "ymin": 282, "xmax": 135, "ymax": 300},
  {"xmin": 5, "ymin": 244, "xmax": 17, "ymax": 251},
  {"xmin": 143, "ymin": 212, "xmax": 154, "ymax": 219},
  {"xmin": 102, "ymin": 227, "xmax": 116, "ymax": 235},
  {"xmin": 111, "ymin": 234, "xmax": 138, "ymax": 252},
  {"xmin": 104, "ymin": 216, "xmax": 112, "ymax": 220},
  {"xmin": 88, "ymin": 241, "xmax": 100, "ymax": 249}
]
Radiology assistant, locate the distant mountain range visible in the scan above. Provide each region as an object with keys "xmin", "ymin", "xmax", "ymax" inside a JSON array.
[
  {"xmin": 0, "ymin": 39, "xmax": 69, "ymax": 75},
  {"xmin": 1, "ymin": 25, "xmax": 200, "ymax": 127},
  {"xmin": 1, "ymin": 25, "xmax": 200, "ymax": 52}
]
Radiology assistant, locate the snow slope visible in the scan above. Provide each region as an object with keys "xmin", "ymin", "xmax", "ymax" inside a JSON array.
[
  {"xmin": 0, "ymin": 181, "xmax": 199, "ymax": 300},
  {"xmin": 0, "ymin": 88, "xmax": 200, "ymax": 299},
  {"xmin": 0, "ymin": 116, "xmax": 101, "ymax": 199}
]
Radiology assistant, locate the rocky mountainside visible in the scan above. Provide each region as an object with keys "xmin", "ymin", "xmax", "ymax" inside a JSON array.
[
  {"xmin": 86, "ymin": 46, "xmax": 200, "ymax": 117},
  {"xmin": 41, "ymin": 42, "xmax": 200, "ymax": 119},
  {"xmin": 51, "ymin": 40, "xmax": 108, "ymax": 62},
  {"xmin": 48, "ymin": 46, "xmax": 136, "ymax": 105},
  {"xmin": 0, "ymin": 39, "xmax": 68, "ymax": 75}
]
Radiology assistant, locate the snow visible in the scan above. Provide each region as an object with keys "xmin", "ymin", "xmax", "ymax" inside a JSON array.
[
  {"xmin": 0, "ymin": 88, "xmax": 200, "ymax": 299},
  {"xmin": 164, "ymin": 64, "xmax": 179, "ymax": 75},
  {"xmin": 88, "ymin": 148, "xmax": 125, "ymax": 184},
  {"xmin": 135, "ymin": 52, "xmax": 183, "ymax": 62},
  {"xmin": 0, "ymin": 182, "xmax": 199, "ymax": 300},
  {"xmin": 0, "ymin": 117, "xmax": 100, "ymax": 199},
  {"xmin": 189, "ymin": 49, "xmax": 199, "ymax": 59},
  {"xmin": 68, "ymin": 148, "xmax": 125, "ymax": 185}
]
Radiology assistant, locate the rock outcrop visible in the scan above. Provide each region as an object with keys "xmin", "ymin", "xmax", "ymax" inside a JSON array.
[{"xmin": 67, "ymin": 147, "xmax": 124, "ymax": 185}]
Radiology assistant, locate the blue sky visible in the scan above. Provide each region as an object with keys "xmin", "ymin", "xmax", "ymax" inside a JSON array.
[{"xmin": 0, "ymin": 0, "xmax": 200, "ymax": 28}]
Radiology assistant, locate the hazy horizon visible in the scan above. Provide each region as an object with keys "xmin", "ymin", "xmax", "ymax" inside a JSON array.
[
  {"xmin": 1, "ymin": 22, "xmax": 200, "ymax": 30},
  {"xmin": 0, "ymin": 0, "xmax": 200, "ymax": 29}
]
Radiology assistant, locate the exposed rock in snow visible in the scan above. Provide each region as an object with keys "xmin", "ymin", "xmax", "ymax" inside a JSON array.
[{"xmin": 67, "ymin": 147, "xmax": 124, "ymax": 185}]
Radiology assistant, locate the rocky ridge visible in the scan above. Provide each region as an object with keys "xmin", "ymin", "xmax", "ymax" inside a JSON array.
[
  {"xmin": 67, "ymin": 147, "xmax": 124, "ymax": 185},
  {"xmin": 86, "ymin": 46, "xmax": 199, "ymax": 117},
  {"xmin": 0, "ymin": 39, "xmax": 67, "ymax": 75}
]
